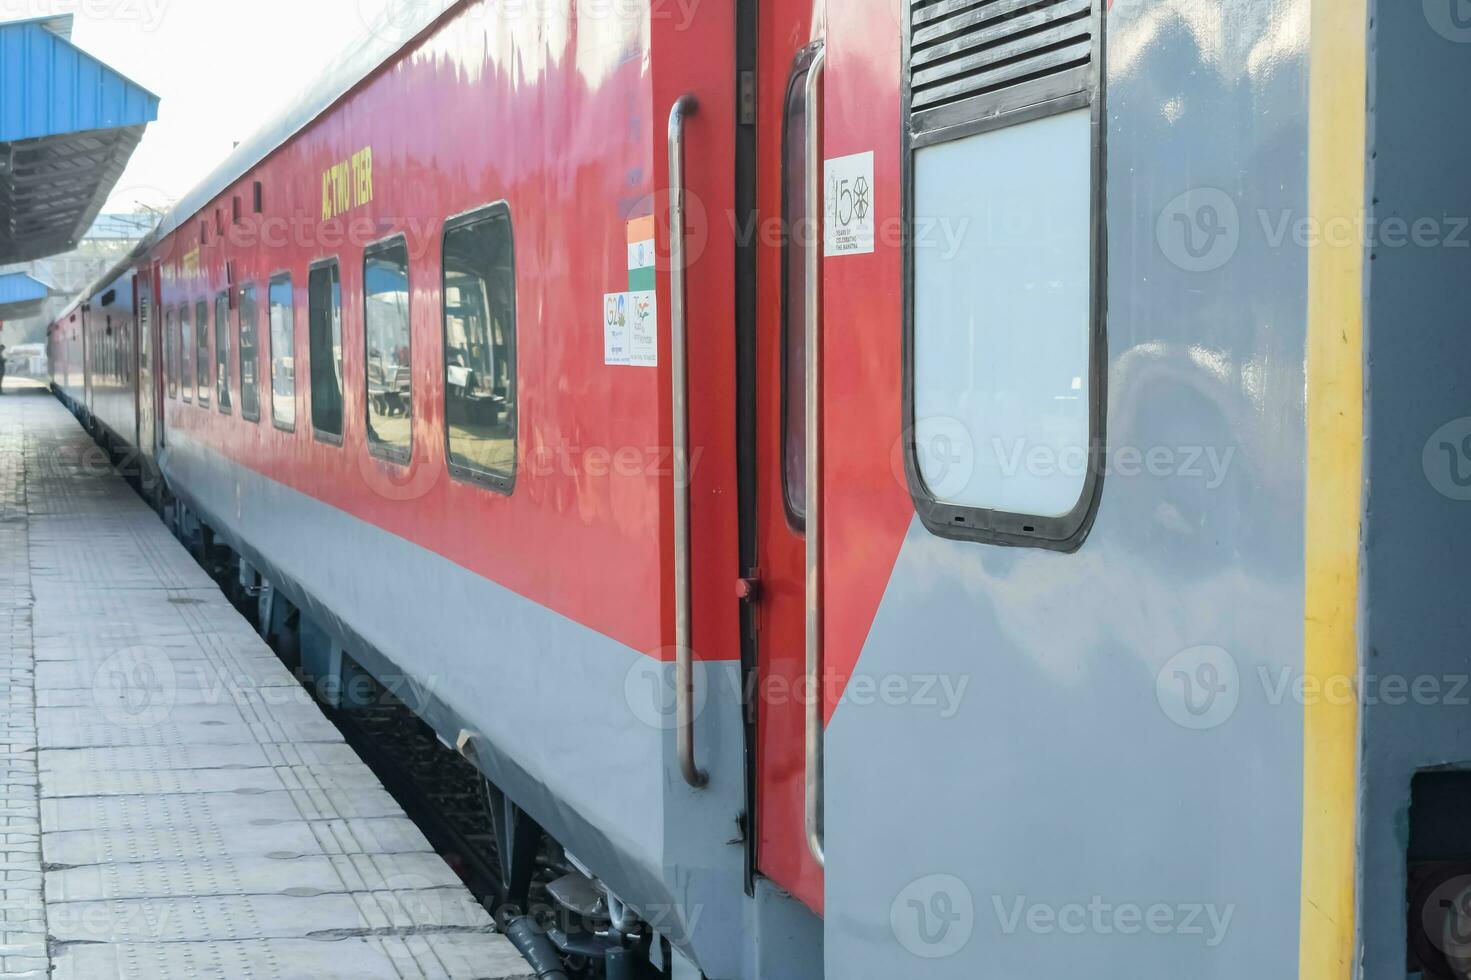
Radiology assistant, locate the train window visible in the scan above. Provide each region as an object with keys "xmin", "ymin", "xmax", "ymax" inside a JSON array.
[
  {"xmin": 269, "ymin": 274, "xmax": 296, "ymax": 431},
  {"xmin": 165, "ymin": 307, "xmax": 177, "ymax": 399},
  {"xmin": 442, "ymin": 204, "xmax": 516, "ymax": 491},
  {"xmin": 179, "ymin": 304, "xmax": 193, "ymax": 403},
  {"xmin": 782, "ymin": 47, "xmax": 821, "ymax": 530},
  {"xmin": 195, "ymin": 299, "xmax": 210, "ymax": 408},
  {"xmin": 215, "ymin": 292, "xmax": 232, "ymax": 414},
  {"xmin": 308, "ymin": 260, "xmax": 344, "ymax": 444},
  {"xmin": 239, "ymin": 284, "xmax": 261, "ymax": 421},
  {"xmin": 902, "ymin": 0, "xmax": 1104, "ymax": 549},
  {"xmin": 364, "ymin": 237, "xmax": 412, "ymax": 463}
]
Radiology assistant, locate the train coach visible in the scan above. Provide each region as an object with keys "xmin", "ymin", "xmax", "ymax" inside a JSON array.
[{"xmin": 46, "ymin": 0, "xmax": 1471, "ymax": 977}]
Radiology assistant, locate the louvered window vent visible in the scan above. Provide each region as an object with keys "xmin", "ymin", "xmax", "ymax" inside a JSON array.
[{"xmin": 909, "ymin": 0, "xmax": 1094, "ymax": 117}]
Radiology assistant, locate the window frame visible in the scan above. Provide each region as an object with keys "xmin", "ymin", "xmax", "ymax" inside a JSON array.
[
  {"xmin": 363, "ymin": 233, "xmax": 413, "ymax": 466},
  {"xmin": 215, "ymin": 291, "xmax": 232, "ymax": 415},
  {"xmin": 899, "ymin": 0, "xmax": 1108, "ymax": 552},
  {"xmin": 239, "ymin": 282, "xmax": 261, "ymax": 423},
  {"xmin": 194, "ymin": 298, "xmax": 210, "ymax": 409},
  {"xmin": 440, "ymin": 202, "xmax": 517, "ymax": 496},
  {"xmin": 267, "ymin": 270, "xmax": 296, "ymax": 433},
  {"xmin": 165, "ymin": 306, "xmax": 177, "ymax": 399},
  {"xmin": 179, "ymin": 304, "xmax": 193, "ymax": 404},
  {"xmin": 307, "ymin": 256, "xmax": 344, "ymax": 447}
]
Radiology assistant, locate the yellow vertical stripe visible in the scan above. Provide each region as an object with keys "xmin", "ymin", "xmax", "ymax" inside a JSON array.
[{"xmin": 1301, "ymin": 0, "xmax": 1367, "ymax": 976}]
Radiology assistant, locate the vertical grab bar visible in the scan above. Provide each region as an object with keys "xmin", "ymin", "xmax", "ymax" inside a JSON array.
[
  {"xmin": 669, "ymin": 93, "xmax": 707, "ymax": 790},
  {"xmin": 804, "ymin": 47, "xmax": 826, "ymax": 866}
]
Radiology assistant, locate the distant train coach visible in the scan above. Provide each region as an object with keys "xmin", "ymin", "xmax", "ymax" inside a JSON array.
[{"xmin": 47, "ymin": 0, "xmax": 1471, "ymax": 977}]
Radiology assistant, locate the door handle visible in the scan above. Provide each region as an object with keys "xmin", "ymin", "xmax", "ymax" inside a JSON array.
[
  {"xmin": 668, "ymin": 93, "xmax": 707, "ymax": 790},
  {"xmin": 803, "ymin": 46, "xmax": 826, "ymax": 867}
]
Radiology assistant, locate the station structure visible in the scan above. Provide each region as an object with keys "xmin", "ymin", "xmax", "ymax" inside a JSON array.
[{"xmin": 0, "ymin": 13, "xmax": 531, "ymax": 978}]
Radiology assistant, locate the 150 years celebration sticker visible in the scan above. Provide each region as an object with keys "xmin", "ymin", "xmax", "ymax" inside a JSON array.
[{"xmin": 825, "ymin": 151, "xmax": 875, "ymax": 256}]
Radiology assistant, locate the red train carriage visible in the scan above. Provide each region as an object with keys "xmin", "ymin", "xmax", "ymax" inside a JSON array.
[{"xmin": 48, "ymin": 0, "xmax": 1471, "ymax": 977}]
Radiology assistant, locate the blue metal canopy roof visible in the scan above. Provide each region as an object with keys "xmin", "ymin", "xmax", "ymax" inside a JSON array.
[
  {"xmin": 0, "ymin": 271, "xmax": 53, "ymax": 320},
  {"xmin": 0, "ymin": 14, "xmax": 159, "ymax": 263}
]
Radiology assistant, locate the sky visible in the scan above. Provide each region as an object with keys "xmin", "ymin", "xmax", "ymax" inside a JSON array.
[{"xmin": 9, "ymin": 0, "xmax": 400, "ymax": 213}]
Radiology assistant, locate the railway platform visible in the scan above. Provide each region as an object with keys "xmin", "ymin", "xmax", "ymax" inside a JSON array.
[{"xmin": 0, "ymin": 387, "xmax": 532, "ymax": 979}]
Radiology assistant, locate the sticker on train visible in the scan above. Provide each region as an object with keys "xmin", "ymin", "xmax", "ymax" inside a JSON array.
[
  {"xmin": 627, "ymin": 215, "xmax": 656, "ymax": 292},
  {"xmin": 604, "ymin": 290, "xmax": 658, "ymax": 368},
  {"xmin": 825, "ymin": 151, "xmax": 875, "ymax": 256}
]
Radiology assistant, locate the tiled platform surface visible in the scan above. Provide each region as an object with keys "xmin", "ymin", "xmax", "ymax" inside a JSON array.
[{"xmin": 0, "ymin": 389, "xmax": 532, "ymax": 979}]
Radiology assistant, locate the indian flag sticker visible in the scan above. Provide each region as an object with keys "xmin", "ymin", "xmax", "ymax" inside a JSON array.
[{"xmin": 627, "ymin": 214, "xmax": 656, "ymax": 292}]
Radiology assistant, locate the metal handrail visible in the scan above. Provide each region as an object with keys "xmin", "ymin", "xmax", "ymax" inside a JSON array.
[
  {"xmin": 803, "ymin": 47, "xmax": 826, "ymax": 866},
  {"xmin": 668, "ymin": 93, "xmax": 707, "ymax": 790}
]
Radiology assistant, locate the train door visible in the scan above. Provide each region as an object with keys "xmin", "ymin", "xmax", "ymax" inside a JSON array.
[
  {"xmin": 81, "ymin": 305, "xmax": 92, "ymax": 414},
  {"xmin": 151, "ymin": 264, "xmax": 165, "ymax": 452},
  {"xmin": 749, "ymin": 0, "xmax": 824, "ymax": 915},
  {"xmin": 137, "ymin": 269, "xmax": 157, "ymax": 457}
]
